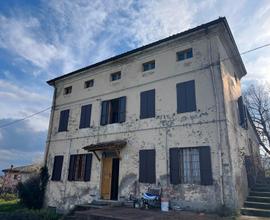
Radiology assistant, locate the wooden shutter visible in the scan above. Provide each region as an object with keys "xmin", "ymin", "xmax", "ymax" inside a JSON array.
[
  {"xmin": 58, "ymin": 109, "xmax": 69, "ymax": 132},
  {"xmin": 80, "ymin": 104, "xmax": 92, "ymax": 128},
  {"xmin": 100, "ymin": 101, "xmax": 109, "ymax": 125},
  {"xmin": 84, "ymin": 154, "xmax": 92, "ymax": 181},
  {"xmin": 199, "ymin": 146, "xmax": 213, "ymax": 185},
  {"xmin": 68, "ymin": 155, "xmax": 76, "ymax": 181},
  {"xmin": 140, "ymin": 91, "xmax": 148, "ymax": 119},
  {"xmin": 118, "ymin": 96, "xmax": 126, "ymax": 123},
  {"xmin": 140, "ymin": 89, "xmax": 155, "ymax": 119},
  {"xmin": 170, "ymin": 148, "xmax": 181, "ymax": 184},
  {"xmin": 139, "ymin": 149, "xmax": 156, "ymax": 183},
  {"xmin": 51, "ymin": 156, "xmax": 63, "ymax": 181},
  {"xmin": 238, "ymin": 96, "xmax": 248, "ymax": 129},
  {"xmin": 177, "ymin": 80, "xmax": 196, "ymax": 113}
]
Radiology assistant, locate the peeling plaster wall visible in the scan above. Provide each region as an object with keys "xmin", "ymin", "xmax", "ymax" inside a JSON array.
[{"xmin": 44, "ymin": 23, "xmax": 258, "ymax": 213}]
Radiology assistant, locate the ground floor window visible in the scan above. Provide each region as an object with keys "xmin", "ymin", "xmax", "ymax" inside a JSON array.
[
  {"xmin": 68, "ymin": 154, "xmax": 92, "ymax": 181},
  {"xmin": 170, "ymin": 146, "xmax": 212, "ymax": 185},
  {"xmin": 139, "ymin": 149, "xmax": 156, "ymax": 184}
]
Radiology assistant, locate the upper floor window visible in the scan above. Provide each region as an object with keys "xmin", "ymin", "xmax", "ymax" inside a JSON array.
[
  {"xmin": 140, "ymin": 89, "xmax": 155, "ymax": 119},
  {"xmin": 170, "ymin": 146, "xmax": 213, "ymax": 185},
  {"xmin": 58, "ymin": 109, "xmax": 69, "ymax": 132},
  {"xmin": 68, "ymin": 154, "xmax": 92, "ymax": 181},
  {"xmin": 79, "ymin": 104, "xmax": 92, "ymax": 129},
  {"xmin": 51, "ymin": 155, "xmax": 64, "ymax": 181},
  {"xmin": 177, "ymin": 48, "xmax": 193, "ymax": 61},
  {"xmin": 100, "ymin": 96, "xmax": 126, "ymax": 125},
  {"xmin": 237, "ymin": 96, "xmax": 248, "ymax": 129},
  {"xmin": 143, "ymin": 60, "xmax": 155, "ymax": 71},
  {"xmin": 176, "ymin": 80, "xmax": 196, "ymax": 113},
  {"xmin": 85, "ymin": 79, "xmax": 94, "ymax": 88},
  {"xmin": 64, "ymin": 86, "xmax": 72, "ymax": 95},
  {"xmin": 111, "ymin": 72, "xmax": 121, "ymax": 81}
]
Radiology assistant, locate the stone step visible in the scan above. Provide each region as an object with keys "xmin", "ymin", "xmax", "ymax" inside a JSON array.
[
  {"xmin": 250, "ymin": 191, "xmax": 270, "ymax": 197},
  {"xmin": 91, "ymin": 199, "xmax": 123, "ymax": 207},
  {"xmin": 244, "ymin": 201, "xmax": 270, "ymax": 209},
  {"xmin": 75, "ymin": 204, "xmax": 108, "ymax": 211},
  {"xmin": 252, "ymin": 187, "xmax": 270, "ymax": 192},
  {"xmin": 247, "ymin": 196, "xmax": 270, "ymax": 203},
  {"xmin": 241, "ymin": 207, "xmax": 270, "ymax": 217}
]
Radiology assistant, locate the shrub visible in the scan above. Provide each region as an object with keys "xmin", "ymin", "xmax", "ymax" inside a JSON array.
[
  {"xmin": 0, "ymin": 193, "xmax": 17, "ymax": 201},
  {"xmin": 17, "ymin": 166, "xmax": 49, "ymax": 209}
]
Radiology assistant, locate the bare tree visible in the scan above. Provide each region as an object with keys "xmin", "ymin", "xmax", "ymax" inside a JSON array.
[{"xmin": 244, "ymin": 83, "xmax": 270, "ymax": 155}]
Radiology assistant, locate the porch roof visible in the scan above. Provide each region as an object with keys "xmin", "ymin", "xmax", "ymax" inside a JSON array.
[{"xmin": 83, "ymin": 140, "xmax": 127, "ymax": 152}]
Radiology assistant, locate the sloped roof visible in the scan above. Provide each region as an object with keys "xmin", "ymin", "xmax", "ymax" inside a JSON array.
[
  {"xmin": 47, "ymin": 17, "xmax": 245, "ymax": 85},
  {"xmin": 2, "ymin": 164, "xmax": 42, "ymax": 174}
]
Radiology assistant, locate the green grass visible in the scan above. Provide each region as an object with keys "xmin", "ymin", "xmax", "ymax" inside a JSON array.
[{"xmin": 0, "ymin": 199, "xmax": 23, "ymax": 212}]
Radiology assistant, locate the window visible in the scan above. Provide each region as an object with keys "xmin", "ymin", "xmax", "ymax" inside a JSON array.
[
  {"xmin": 140, "ymin": 89, "xmax": 155, "ymax": 119},
  {"xmin": 51, "ymin": 155, "xmax": 64, "ymax": 181},
  {"xmin": 139, "ymin": 149, "xmax": 156, "ymax": 183},
  {"xmin": 68, "ymin": 154, "xmax": 92, "ymax": 181},
  {"xmin": 79, "ymin": 104, "xmax": 92, "ymax": 129},
  {"xmin": 143, "ymin": 60, "xmax": 155, "ymax": 71},
  {"xmin": 64, "ymin": 86, "xmax": 72, "ymax": 95},
  {"xmin": 177, "ymin": 48, "xmax": 193, "ymax": 61},
  {"xmin": 238, "ymin": 96, "xmax": 248, "ymax": 129},
  {"xmin": 176, "ymin": 80, "xmax": 196, "ymax": 113},
  {"xmin": 170, "ymin": 146, "xmax": 213, "ymax": 185},
  {"xmin": 58, "ymin": 109, "xmax": 69, "ymax": 132},
  {"xmin": 85, "ymin": 79, "xmax": 94, "ymax": 88},
  {"xmin": 111, "ymin": 72, "xmax": 121, "ymax": 81},
  {"xmin": 100, "ymin": 96, "xmax": 126, "ymax": 125}
]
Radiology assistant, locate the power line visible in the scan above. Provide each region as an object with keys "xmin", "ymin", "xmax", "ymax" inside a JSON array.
[
  {"xmin": 0, "ymin": 42, "xmax": 270, "ymax": 129},
  {"xmin": 0, "ymin": 107, "xmax": 51, "ymax": 129}
]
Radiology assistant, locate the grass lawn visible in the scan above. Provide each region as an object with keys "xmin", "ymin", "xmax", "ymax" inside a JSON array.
[{"xmin": 0, "ymin": 199, "xmax": 62, "ymax": 220}]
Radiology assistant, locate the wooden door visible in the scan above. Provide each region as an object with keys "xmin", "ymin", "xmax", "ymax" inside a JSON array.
[{"xmin": 101, "ymin": 157, "xmax": 112, "ymax": 200}]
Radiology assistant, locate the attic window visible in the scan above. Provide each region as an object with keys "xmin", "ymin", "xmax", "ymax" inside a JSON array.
[
  {"xmin": 177, "ymin": 48, "xmax": 193, "ymax": 61},
  {"xmin": 85, "ymin": 79, "xmax": 94, "ymax": 88},
  {"xmin": 111, "ymin": 72, "xmax": 121, "ymax": 81},
  {"xmin": 64, "ymin": 86, "xmax": 72, "ymax": 95},
  {"xmin": 143, "ymin": 60, "xmax": 155, "ymax": 71}
]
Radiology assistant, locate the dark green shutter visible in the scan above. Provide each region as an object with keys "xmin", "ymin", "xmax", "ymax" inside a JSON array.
[
  {"xmin": 140, "ymin": 91, "xmax": 148, "ymax": 119},
  {"xmin": 118, "ymin": 96, "xmax": 126, "ymax": 123},
  {"xmin": 51, "ymin": 156, "xmax": 63, "ymax": 181},
  {"xmin": 170, "ymin": 148, "xmax": 181, "ymax": 184},
  {"xmin": 177, "ymin": 80, "xmax": 196, "ymax": 113},
  {"xmin": 140, "ymin": 89, "xmax": 155, "ymax": 119},
  {"xmin": 139, "ymin": 149, "xmax": 155, "ymax": 183},
  {"xmin": 58, "ymin": 109, "xmax": 69, "ymax": 132},
  {"xmin": 84, "ymin": 154, "xmax": 92, "ymax": 181},
  {"xmin": 148, "ymin": 90, "xmax": 155, "ymax": 118},
  {"xmin": 100, "ymin": 101, "xmax": 109, "ymax": 125},
  {"xmin": 238, "ymin": 96, "xmax": 248, "ymax": 129},
  {"xmin": 68, "ymin": 155, "xmax": 76, "ymax": 181},
  {"xmin": 199, "ymin": 146, "xmax": 213, "ymax": 185},
  {"xmin": 80, "ymin": 104, "xmax": 91, "ymax": 128}
]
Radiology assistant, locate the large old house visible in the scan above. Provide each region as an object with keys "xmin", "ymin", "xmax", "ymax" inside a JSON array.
[{"xmin": 44, "ymin": 17, "xmax": 261, "ymax": 212}]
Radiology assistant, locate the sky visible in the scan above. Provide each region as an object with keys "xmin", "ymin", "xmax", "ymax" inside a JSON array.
[{"xmin": 0, "ymin": 0, "xmax": 270, "ymax": 174}]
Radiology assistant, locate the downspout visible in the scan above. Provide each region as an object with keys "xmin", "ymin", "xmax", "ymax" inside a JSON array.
[{"xmin": 207, "ymin": 33, "xmax": 225, "ymax": 206}]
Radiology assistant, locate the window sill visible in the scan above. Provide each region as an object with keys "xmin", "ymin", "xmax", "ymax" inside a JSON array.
[
  {"xmin": 142, "ymin": 70, "xmax": 155, "ymax": 77},
  {"xmin": 63, "ymin": 94, "xmax": 71, "ymax": 98}
]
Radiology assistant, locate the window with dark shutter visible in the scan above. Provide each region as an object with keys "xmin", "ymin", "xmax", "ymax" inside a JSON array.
[
  {"xmin": 139, "ymin": 149, "xmax": 156, "ymax": 184},
  {"xmin": 177, "ymin": 48, "xmax": 193, "ymax": 61},
  {"xmin": 68, "ymin": 154, "xmax": 92, "ymax": 181},
  {"xmin": 100, "ymin": 97, "xmax": 126, "ymax": 125},
  {"xmin": 169, "ymin": 148, "xmax": 181, "ymax": 184},
  {"xmin": 140, "ymin": 89, "xmax": 155, "ymax": 119},
  {"xmin": 58, "ymin": 109, "xmax": 69, "ymax": 132},
  {"xmin": 177, "ymin": 80, "xmax": 196, "ymax": 113},
  {"xmin": 143, "ymin": 60, "xmax": 155, "ymax": 71},
  {"xmin": 79, "ymin": 104, "xmax": 92, "ymax": 129},
  {"xmin": 51, "ymin": 156, "xmax": 64, "ymax": 181},
  {"xmin": 169, "ymin": 146, "xmax": 213, "ymax": 185},
  {"xmin": 237, "ymin": 96, "xmax": 248, "ymax": 129},
  {"xmin": 199, "ymin": 146, "xmax": 213, "ymax": 185}
]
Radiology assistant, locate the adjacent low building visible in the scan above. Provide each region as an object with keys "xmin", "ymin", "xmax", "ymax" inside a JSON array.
[{"xmin": 44, "ymin": 17, "xmax": 261, "ymax": 212}]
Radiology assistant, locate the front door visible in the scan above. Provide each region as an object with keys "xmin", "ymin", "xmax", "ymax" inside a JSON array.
[{"xmin": 101, "ymin": 157, "xmax": 120, "ymax": 200}]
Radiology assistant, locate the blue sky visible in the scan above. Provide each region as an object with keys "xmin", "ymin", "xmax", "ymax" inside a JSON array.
[{"xmin": 0, "ymin": 0, "xmax": 270, "ymax": 173}]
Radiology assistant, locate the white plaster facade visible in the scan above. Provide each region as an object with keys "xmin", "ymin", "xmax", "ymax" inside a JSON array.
[{"xmin": 44, "ymin": 18, "xmax": 261, "ymax": 212}]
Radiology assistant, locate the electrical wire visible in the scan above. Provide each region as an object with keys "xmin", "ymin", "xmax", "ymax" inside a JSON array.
[{"xmin": 0, "ymin": 42, "xmax": 270, "ymax": 129}]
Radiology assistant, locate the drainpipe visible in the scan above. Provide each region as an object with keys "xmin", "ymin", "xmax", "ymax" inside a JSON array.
[{"xmin": 207, "ymin": 33, "xmax": 225, "ymax": 206}]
